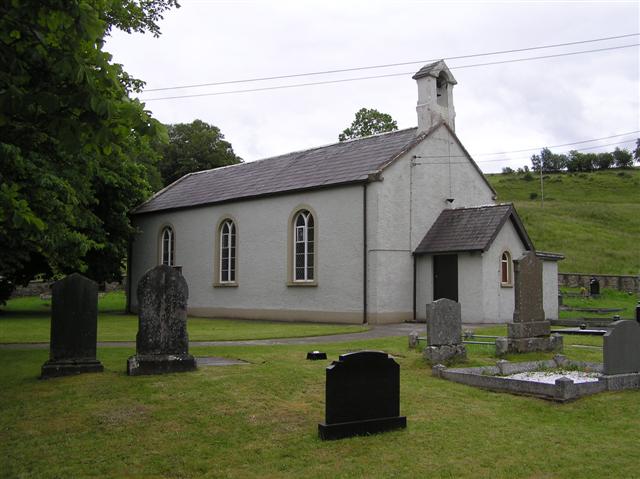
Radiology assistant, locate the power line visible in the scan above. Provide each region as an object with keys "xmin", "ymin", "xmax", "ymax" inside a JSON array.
[
  {"xmin": 144, "ymin": 33, "xmax": 639, "ymax": 92},
  {"xmin": 141, "ymin": 43, "xmax": 639, "ymax": 102},
  {"xmin": 415, "ymin": 138, "xmax": 638, "ymax": 165},
  {"xmin": 474, "ymin": 131, "xmax": 640, "ymax": 156}
]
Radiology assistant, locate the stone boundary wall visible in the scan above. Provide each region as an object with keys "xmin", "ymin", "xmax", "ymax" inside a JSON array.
[
  {"xmin": 558, "ymin": 273, "xmax": 639, "ymax": 294},
  {"xmin": 10, "ymin": 279, "xmax": 124, "ymax": 298}
]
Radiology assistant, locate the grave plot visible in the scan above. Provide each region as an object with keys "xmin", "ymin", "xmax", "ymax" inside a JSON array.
[{"xmin": 432, "ymin": 320, "xmax": 640, "ymax": 402}]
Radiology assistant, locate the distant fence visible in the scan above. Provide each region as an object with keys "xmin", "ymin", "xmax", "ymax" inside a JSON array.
[{"xmin": 558, "ymin": 273, "xmax": 639, "ymax": 294}]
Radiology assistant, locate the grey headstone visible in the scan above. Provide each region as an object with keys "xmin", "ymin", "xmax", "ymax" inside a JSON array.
[
  {"xmin": 40, "ymin": 273, "xmax": 103, "ymax": 378},
  {"xmin": 603, "ymin": 320, "xmax": 640, "ymax": 375},
  {"xmin": 408, "ymin": 331, "xmax": 419, "ymax": 349},
  {"xmin": 512, "ymin": 251, "xmax": 545, "ymax": 323},
  {"xmin": 426, "ymin": 298, "xmax": 462, "ymax": 346},
  {"xmin": 127, "ymin": 265, "xmax": 196, "ymax": 376}
]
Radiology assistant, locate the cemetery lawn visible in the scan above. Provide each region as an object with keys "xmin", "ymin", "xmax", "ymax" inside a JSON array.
[
  {"xmin": 2, "ymin": 335, "xmax": 637, "ymax": 479},
  {"xmin": 486, "ymin": 168, "xmax": 640, "ymax": 274},
  {"xmin": 558, "ymin": 287, "xmax": 637, "ymax": 319},
  {"xmin": 0, "ymin": 292, "xmax": 368, "ymax": 343}
]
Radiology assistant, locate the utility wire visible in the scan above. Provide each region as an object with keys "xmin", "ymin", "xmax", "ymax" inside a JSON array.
[
  {"xmin": 144, "ymin": 33, "xmax": 639, "ymax": 92},
  {"xmin": 141, "ymin": 43, "xmax": 639, "ymax": 101},
  {"xmin": 414, "ymin": 138, "xmax": 638, "ymax": 165},
  {"xmin": 474, "ymin": 131, "xmax": 640, "ymax": 156}
]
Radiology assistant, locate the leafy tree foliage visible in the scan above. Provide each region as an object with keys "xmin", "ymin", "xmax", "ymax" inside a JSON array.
[
  {"xmin": 530, "ymin": 148, "xmax": 567, "ymax": 172},
  {"xmin": 612, "ymin": 147, "xmax": 633, "ymax": 169},
  {"xmin": 338, "ymin": 108, "xmax": 398, "ymax": 142},
  {"xmin": 158, "ymin": 120, "xmax": 242, "ymax": 186},
  {"xmin": 0, "ymin": 0, "xmax": 178, "ymax": 302},
  {"xmin": 529, "ymin": 144, "xmax": 635, "ymax": 174},
  {"xmin": 634, "ymin": 139, "xmax": 640, "ymax": 164}
]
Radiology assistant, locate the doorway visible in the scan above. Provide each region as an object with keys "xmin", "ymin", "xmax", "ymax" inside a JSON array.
[{"xmin": 433, "ymin": 254, "xmax": 458, "ymax": 302}]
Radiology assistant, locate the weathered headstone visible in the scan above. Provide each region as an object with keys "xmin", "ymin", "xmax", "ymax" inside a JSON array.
[
  {"xmin": 496, "ymin": 252, "xmax": 563, "ymax": 354},
  {"xmin": 127, "ymin": 265, "xmax": 196, "ymax": 376},
  {"xmin": 603, "ymin": 320, "xmax": 640, "ymax": 375},
  {"xmin": 424, "ymin": 298, "xmax": 466, "ymax": 364},
  {"xmin": 318, "ymin": 351, "xmax": 406, "ymax": 440},
  {"xmin": 41, "ymin": 274, "xmax": 104, "ymax": 379}
]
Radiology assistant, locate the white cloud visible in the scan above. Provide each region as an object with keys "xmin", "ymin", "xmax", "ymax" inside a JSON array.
[{"xmin": 107, "ymin": 0, "xmax": 640, "ymax": 173}]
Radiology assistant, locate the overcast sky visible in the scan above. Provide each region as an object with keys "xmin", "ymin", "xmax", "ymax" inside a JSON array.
[{"xmin": 107, "ymin": 0, "xmax": 640, "ymax": 173}]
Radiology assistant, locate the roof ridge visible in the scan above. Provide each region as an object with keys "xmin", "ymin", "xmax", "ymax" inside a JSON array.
[{"xmin": 449, "ymin": 203, "xmax": 511, "ymax": 211}]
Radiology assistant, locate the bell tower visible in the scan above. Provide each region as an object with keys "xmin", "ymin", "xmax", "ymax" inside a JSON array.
[{"xmin": 413, "ymin": 60, "xmax": 457, "ymax": 133}]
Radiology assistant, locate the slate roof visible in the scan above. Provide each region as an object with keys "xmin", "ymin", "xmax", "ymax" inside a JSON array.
[
  {"xmin": 414, "ymin": 204, "xmax": 534, "ymax": 255},
  {"xmin": 133, "ymin": 127, "xmax": 424, "ymax": 215}
]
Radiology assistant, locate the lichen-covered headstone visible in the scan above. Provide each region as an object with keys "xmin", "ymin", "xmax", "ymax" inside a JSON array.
[
  {"xmin": 41, "ymin": 273, "xmax": 104, "ymax": 379},
  {"xmin": 318, "ymin": 351, "xmax": 406, "ymax": 440},
  {"xmin": 603, "ymin": 320, "xmax": 640, "ymax": 375},
  {"xmin": 424, "ymin": 298, "xmax": 466, "ymax": 364},
  {"xmin": 497, "ymin": 251, "xmax": 563, "ymax": 354},
  {"xmin": 127, "ymin": 265, "xmax": 196, "ymax": 376}
]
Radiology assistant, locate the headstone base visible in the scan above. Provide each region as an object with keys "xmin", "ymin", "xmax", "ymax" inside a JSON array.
[
  {"xmin": 496, "ymin": 334, "xmax": 563, "ymax": 355},
  {"xmin": 318, "ymin": 416, "xmax": 407, "ymax": 440},
  {"xmin": 40, "ymin": 358, "xmax": 104, "ymax": 379},
  {"xmin": 127, "ymin": 354, "xmax": 197, "ymax": 376},
  {"xmin": 424, "ymin": 344, "xmax": 467, "ymax": 364}
]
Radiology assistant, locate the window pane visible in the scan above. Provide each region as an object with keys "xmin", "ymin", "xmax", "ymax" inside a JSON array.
[
  {"xmin": 295, "ymin": 267, "xmax": 305, "ymax": 280},
  {"xmin": 230, "ymin": 270, "xmax": 235, "ymax": 282},
  {"xmin": 307, "ymin": 215, "xmax": 314, "ymax": 228},
  {"xmin": 307, "ymin": 267, "xmax": 314, "ymax": 280},
  {"xmin": 296, "ymin": 214, "xmax": 305, "ymax": 227}
]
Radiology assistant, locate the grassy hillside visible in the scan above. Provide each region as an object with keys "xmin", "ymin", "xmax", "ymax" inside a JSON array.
[{"xmin": 486, "ymin": 169, "xmax": 639, "ymax": 275}]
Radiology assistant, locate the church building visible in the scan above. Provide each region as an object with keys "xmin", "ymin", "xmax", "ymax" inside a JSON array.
[{"xmin": 128, "ymin": 60, "xmax": 562, "ymax": 324}]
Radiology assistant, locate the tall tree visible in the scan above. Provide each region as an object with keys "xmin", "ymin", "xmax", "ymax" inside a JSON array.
[
  {"xmin": 338, "ymin": 108, "xmax": 398, "ymax": 142},
  {"xmin": 159, "ymin": 120, "xmax": 242, "ymax": 186},
  {"xmin": 0, "ymin": 0, "xmax": 178, "ymax": 302}
]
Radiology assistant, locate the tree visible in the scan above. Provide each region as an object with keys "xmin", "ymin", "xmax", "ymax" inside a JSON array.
[
  {"xmin": 0, "ymin": 1, "xmax": 178, "ymax": 302},
  {"xmin": 159, "ymin": 120, "xmax": 242, "ymax": 186},
  {"xmin": 612, "ymin": 147, "xmax": 633, "ymax": 169},
  {"xmin": 634, "ymin": 139, "xmax": 640, "ymax": 164},
  {"xmin": 594, "ymin": 152, "xmax": 615, "ymax": 170},
  {"xmin": 338, "ymin": 108, "xmax": 398, "ymax": 141},
  {"xmin": 530, "ymin": 148, "xmax": 566, "ymax": 173}
]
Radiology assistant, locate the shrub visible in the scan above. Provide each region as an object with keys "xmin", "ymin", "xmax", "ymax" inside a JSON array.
[
  {"xmin": 522, "ymin": 172, "xmax": 534, "ymax": 181},
  {"xmin": 529, "ymin": 192, "xmax": 538, "ymax": 200}
]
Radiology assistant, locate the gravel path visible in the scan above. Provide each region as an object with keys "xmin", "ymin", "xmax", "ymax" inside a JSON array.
[{"xmin": 0, "ymin": 322, "xmax": 499, "ymax": 350}]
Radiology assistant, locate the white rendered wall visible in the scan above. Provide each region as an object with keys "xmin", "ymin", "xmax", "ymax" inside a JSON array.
[
  {"xmin": 481, "ymin": 221, "xmax": 529, "ymax": 323},
  {"xmin": 542, "ymin": 260, "xmax": 560, "ymax": 320},
  {"xmin": 370, "ymin": 124, "xmax": 495, "ymax": 323},
  {"xmin": 130, "ymin": 185, "xmax": 365, "ymax": 324}
]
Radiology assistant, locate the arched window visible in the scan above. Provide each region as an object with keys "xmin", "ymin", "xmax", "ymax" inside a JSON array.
[
  {"xmin": 219, "ymin": 219, "xmax": 236, "ymax": 283},
  {"xmin": 500, "ymin": 251, "xmax": 512, "ymax": 286},
  {"xmin": 160, "ymin": 226, "xmax": 175, "ymax": 266},
  {"xmin": 293, "ymin": 210, "xmax": 314, "ymax": 281}
]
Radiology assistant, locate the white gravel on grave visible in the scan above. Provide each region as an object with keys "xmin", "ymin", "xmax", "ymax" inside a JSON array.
[{"xmin": 506, "ymin": 370, "xmax": 601, "ymax": 384}]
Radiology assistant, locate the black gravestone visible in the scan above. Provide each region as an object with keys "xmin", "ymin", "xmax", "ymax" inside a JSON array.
[
  {"xmin": 318, "ymin": 351, "xmax": 406, "ymax": 440},
  {"xmin": 127, "ymin": 265, "xmax": 196, "ymax": 375},
  {"xmin": 40, "ymin": 273, "xmax": 104, "ymax": 379}
]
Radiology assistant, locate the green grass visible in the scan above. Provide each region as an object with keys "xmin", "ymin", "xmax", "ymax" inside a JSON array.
[
  {"xmin": 559, "ymin": 287, "xmax": 638, "ymax": 319},
  {"xmin": 486, "ymin": 169, "xmax": 640, "ymax": 274},
  {"xmin": 0, "ymin": 292, "xmax": 368, "ymax": 344},
  {"xmin": 1, "ymin": 335, "xmax": 634, "ymax": 478}
]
